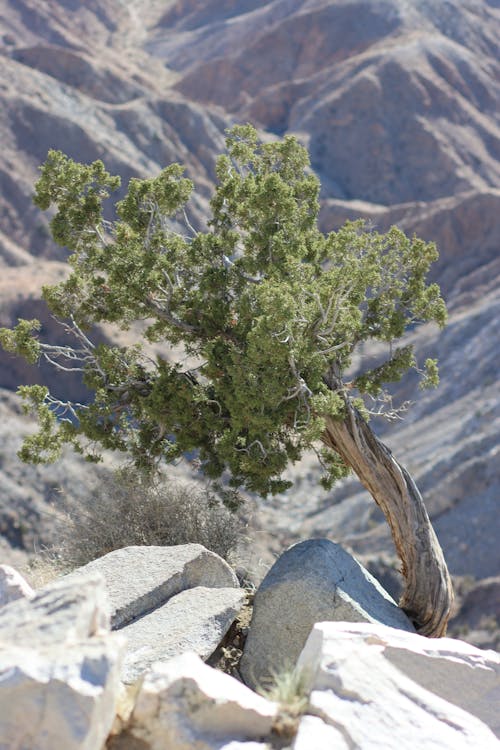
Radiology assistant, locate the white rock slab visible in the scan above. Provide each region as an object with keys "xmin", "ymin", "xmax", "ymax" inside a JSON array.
[
  {"xmin": 218, "ymin": 743, "xmax": 269, "ymax": 749},
  {"xmin": 297, "ymin": 622, "xmax": 500, "ymax": 749},
  {"xmin": 0, "ymin": 571, "xmax": 110, "ymax": 643},
  {"xmin": 129, "ymin": 651, "xmax": 277, "ymax": 750},
  {"xmin": 120, "ymin": 586, "xmax": 246, "ymax": 683},
  {"xmin": 307, "ymin": 621, "xmax": 500, "ymax": 738},
  {"xmin": 292, "ymin": 715, "xmax": 350, "ymax": 750},
  {"xmin": 240, "ymin": 539, "xmax": 414, "ymax": 688},
  {"xmin": 0, "ymin": 573, "xmax": 125, "ymax": 750},
  {"xmin": 63, "ymin": 544, "xmax": 240, "ymax": 628},
  {"xmin": 0, "ymin": 564, "xmax": 34, "ymax": 606},
  {"xmin": 0, "ymin": 636, "xmax": 124, "ymax": 750}
]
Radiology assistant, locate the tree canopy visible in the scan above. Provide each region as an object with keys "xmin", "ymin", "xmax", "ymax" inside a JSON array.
[{"xmin": 0, "ymin": 125, "xmax": 446, "ymax": 497}]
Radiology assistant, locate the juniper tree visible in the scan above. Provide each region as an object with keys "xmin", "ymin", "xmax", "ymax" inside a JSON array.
[{"xmin": 0, "ymin": 125, "xmax": 453, "ymax": 634}]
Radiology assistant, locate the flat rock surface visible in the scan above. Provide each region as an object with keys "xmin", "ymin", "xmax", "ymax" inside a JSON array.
[
  {"xmin": 127, "ymin": 652, "xmax": 276, "ymax": 749},
  {"xmin": 292, "ymin": 715, "xmax": 349, "ymax": 750},
  {"xmin": 120, "ymin": 586, "xmax": 246, "ymax": 684},
  {"xmin": 63, "ymin": 544, "xmax": 240, "ymax": 628}
]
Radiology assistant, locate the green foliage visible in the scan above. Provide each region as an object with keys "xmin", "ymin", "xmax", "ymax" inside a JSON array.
[
  {"xmin": 0, "ymin": 319, "xmax": 41, "ymax": 364},
  {"xmin": 0, "ymin": 125, "xmax": 447, "ymax": 495}
]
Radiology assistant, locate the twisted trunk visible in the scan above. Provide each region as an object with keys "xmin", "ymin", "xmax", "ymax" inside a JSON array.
[{"xmin": 321, "ymin": 402, "xmax": 453, "ymax": 637}]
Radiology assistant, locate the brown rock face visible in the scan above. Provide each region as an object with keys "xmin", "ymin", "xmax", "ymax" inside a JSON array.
[{"xmin": 163, "ymin": 0, "xmax": 500, "ymax": 203}]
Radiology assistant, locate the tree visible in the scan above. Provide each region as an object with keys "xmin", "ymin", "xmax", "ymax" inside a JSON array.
[{"xmin": 0, "ymin": 125, "xmax": 453, "ymax": 635}]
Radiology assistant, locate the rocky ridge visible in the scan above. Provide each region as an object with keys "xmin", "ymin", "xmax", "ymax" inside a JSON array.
[{"xmin": 1, "ymin": 543, "xmax": 499, "ymax": 749}]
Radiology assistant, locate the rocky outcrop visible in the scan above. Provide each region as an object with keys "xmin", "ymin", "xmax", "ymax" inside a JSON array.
[
  {"xmin": 63, "ymin": 544, "xmax": 240, "ymax": 628},
  {"xmin": 0, "ymin": 572, "xmax": 125, "ymax": 750},
  {"xmin": 1, "ymin": 556, "xmax": 499, "ymax": 749},
  {"xmin": 296, "ymin": 621, "xmax": 500, "ymax": 748},
  {"xmin": 64, "ymin": 545, "xmax": 245, "ymax": 684},
  {"xmin": 240, "ymin": 539, "xmax": 414, "ymax": 689},
  {"xmin": 120, "ymin": 586, "xmax": 245, "ymax": 684}
]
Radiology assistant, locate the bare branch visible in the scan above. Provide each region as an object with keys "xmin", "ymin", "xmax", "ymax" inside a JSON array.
[
  {"xmin": 364, "ymin": 392, "xmax": 413, "ymax": 421},
  {"xmin": 182, "ymin": 207, "xmax": 199, "ymax": 238},
  {"xmin": 45, "ymin": 393, "xmax": 88, "ymax": 423},
  {"xmin": 222, "ymin": 255, "xmax": 263, "ymax": 284},
  {"xmin": 235, "ymin": 439, "xmax": 268, "ymax": 457}
]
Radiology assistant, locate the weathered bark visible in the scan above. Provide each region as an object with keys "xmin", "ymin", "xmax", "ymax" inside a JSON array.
[{"xmin": 321, "ymin": 402, "xmax": 454, "ymax": 637}]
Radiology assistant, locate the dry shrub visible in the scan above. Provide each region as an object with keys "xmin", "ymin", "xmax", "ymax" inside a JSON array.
[{"xmin": 51, "ymin": 467, "xmax": 247, "ymax": 571}]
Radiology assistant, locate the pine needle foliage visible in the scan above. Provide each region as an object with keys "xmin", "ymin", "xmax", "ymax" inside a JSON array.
[{"xmin": 0, "ymin": 125, "xmax": 446, "ymax": 496}]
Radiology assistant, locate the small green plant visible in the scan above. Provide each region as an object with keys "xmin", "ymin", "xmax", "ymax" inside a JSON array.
[
  {"xmin": 48, "ymin": 466, "xmax": 247, "ymax": 570},
  {"xmin": 258, "ymin": 665, "xmax": 309, "ymax": 740}
]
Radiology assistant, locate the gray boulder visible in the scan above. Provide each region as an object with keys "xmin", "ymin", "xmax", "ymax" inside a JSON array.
[
  {"xmin": 121, "ymin": 586, "xmax": 246, "ymax": 684},
  {"xmin": 0, "ymin": 573, "xmax": 124, "ymax": 750},
  {"xmin": 240, "ymin": 539, "xmax": 414, "ymax": 688},
  {"xmin": 63, "ymin": 544, "xmax": 240, "ymax": 628}
]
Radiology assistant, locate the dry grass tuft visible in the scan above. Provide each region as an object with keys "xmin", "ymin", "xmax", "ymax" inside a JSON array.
[
  {"xmin": 258, "ymin": 665, "xmax": 310, "ymax": 741},
  {"xmin": 46, "ymin": 466, "xmax": 247, "ymax": 571}
]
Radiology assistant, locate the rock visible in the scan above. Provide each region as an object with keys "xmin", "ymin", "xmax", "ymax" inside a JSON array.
[
  {"xmin": 0, "ymin": 572, "xmax": 125, "ymax": 750},
  {"xmin": 120, "ymin": 586, "xmax": 246, "ymax": 683},
  {"xmin": 292, "ymin": 715, "xmax": 350, "ymax": 750},
  {"xmin": 0, "ymin": 563, "xmax": 34, "ymax": 605},
  {"xmin": 0, "ymin": 637, "xmax": 124, "ymax": 750},
  {"xmin": 240, "ymin": 539, "xmax": 414, "ymax": 688},
  {"xmin": 63, "ymin": 544, "xmax": 240, "ymax": 628},
  {"xmin": 0, "ymin": 570, "xmax": 111, "ymax": 642},
  {"xmin": 126, "ymin": 651, "xmax": 277, "ymax": 749},
  {"xmin": 296, "ymin": 622, "xmax": 500, "ymax": 749},
  {"xmin": 172, "ymin": 1, "xmax": 500, "ymax": 203}
]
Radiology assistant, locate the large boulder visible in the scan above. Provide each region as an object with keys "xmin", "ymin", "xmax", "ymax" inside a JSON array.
[
  {"xmin": 63, "ymin": 544, "xmax": 240, "ymax": 628},
  {"xmin": 0, "ymin": 572, "xmax": 125, "ymax": 750},
  {"xmin": 64, "ymin": 545, "xmax": 245, "ymax": 683},
  {"xmin": 240, "ymin": 539, "xmax": 414, "ymax": 688},
  {"xmin": 295, "ymin": 622, "xmax": 500, "ymax": 749},
  {"xmin": 121, "ymin": 586, "xmax": 246, "ymax": 684},
  {"xmin": 123, "ymin": 652, "xmax": 277, "ymax": 750}
]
